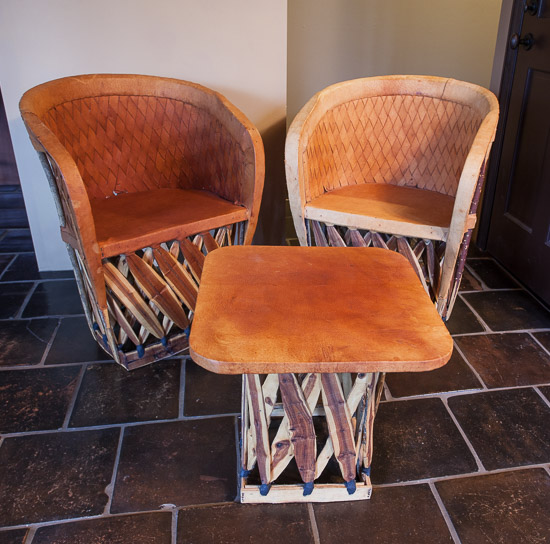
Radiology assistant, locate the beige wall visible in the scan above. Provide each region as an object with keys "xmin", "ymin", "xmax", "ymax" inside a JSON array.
[
  {"xmin": 0, "ymin": 0, "xmax": 287, "ymax": 269},
  {"xmin": 288, "ymin": 0, "xmax": 502, "ymax": 122}
]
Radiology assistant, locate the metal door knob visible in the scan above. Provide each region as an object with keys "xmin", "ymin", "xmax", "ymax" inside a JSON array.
[{"xmin": 510, "ymin": 32, "xmax": 534, "ymax": 50}]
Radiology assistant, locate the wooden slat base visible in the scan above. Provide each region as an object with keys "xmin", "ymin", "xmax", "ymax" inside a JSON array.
[
  {"xmin": 240, "ymin": 479, "xmax": 372, "ymax": 504},
  {"xmin": 240, "ymin": 372, "xmax": 380, "ymax": 503}
]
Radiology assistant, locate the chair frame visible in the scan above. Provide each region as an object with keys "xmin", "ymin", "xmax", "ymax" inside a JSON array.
[
  {"xmin": 285, "ymin": 75, "xmax": 498, "ymax": 319},
  {"xmin": 21, "ymin": 74, "xmax": 264, "ymax": 368}
]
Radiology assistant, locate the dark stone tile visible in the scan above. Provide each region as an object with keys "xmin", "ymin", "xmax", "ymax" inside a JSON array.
[
  {"xmin": 22, "ymin": 279, "xmax": 83, "ymax": 317},
  {"xmin": 0, "ymin": 318, "xmax": 57, "ymax": 366},
  {"xmin": 315, "ymin": 484, "xmax": 452, "ymax": 544},
  {"xmin": 445, "ymin": 297, "xmax": 485, "ymax": 335},
  {"xmin": 0, "ymin": 253, "xmax": 39, "ymax": 281},
  {"xmin": 70, "ymin": 361, "xmax": 180, "ymax": 427},
  {"xmin": 45, "ymin": 317, "xmax": 111, "ymax": 364},
  {"xmin": 458, "ymin": 268, "xmax": 482, "ymax": 292},
  {"xmin": 533, "ymin": 330, "xmax": 550, "ymax": 352},
  {"xmin": 0, "ymin": 254, "xmax": 14, "ymax": 276},
  {"xmin": 436, "ymin": 469, "xmax": 550, "ymax": 544},
  {"xmin": 0, "ymin": 281, "xmax": 33, "ymax": 318},
  {"xmin": 0, "ymin": 229, "xmax": 34, "ymax": 253},
  {"xmin": 33, "ymin": 512, "xmax": 172, "ymax": 544},
  {"xmin": 40, "ymin": 269, "xmax": 74, "ymax": 280},
  {"xmin": 467, "ymin": 243, "xmax": 490, "ymax": 258},
  {"xmin": 178, "ymin": 503, "xmax": 314, "ymax": 543},
  {"xmin": 371, "ymin": 398, "xmax": 477, "ymax": 484},
  {"xmin": 466, "ymin": 259, "xmax": 519, "ymax": 289},
  {"xmin": 0, "ymin": 428, "xmax": 119, "ymax": 525},
  {"xmin": 1, "ymin": 255, "xmax": 72, "ymax": 282},
  {"xmin": 448, "ymin": 389, "xmax": 550, "ymax": 470},
  {"xmin": 0, "ymin": 366, "xmax": 80, "ymax": 433},
  {"xmin": 385, "ymin": 349, "xmax": 482, "ymax": 398},
  {"xmin": 462, "ymin": 290, "xmax": 550, "ymax": 331},
  {"xmin": 455, "ymin": 333, "xmax": 550, "ymax": 388},
  {"xmin": 184, "ymin": 360, "xmax": 240, "ymax": 416},
  {"xmin": 112, "ymin": 418, "xmax": 236, "ymax": 512},
  {"xmin": 0, "ymin": 529, "xmax": 28, "ymax": 544}
]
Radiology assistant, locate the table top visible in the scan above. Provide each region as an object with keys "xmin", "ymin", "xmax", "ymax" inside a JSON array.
[{"xmin": 189, "ymin": 246, "xmax": 453, "ymax": 374}]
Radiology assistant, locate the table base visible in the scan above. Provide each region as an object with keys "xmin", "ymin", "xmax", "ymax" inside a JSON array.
[{"xmin": 240, "ymin": 371, "xmax": 384, "ymax": 503}]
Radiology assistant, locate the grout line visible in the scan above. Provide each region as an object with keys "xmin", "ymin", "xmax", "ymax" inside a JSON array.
[
  {"xmin": 307, "ymin": 503, "xmax": 321, "ymax": 544},
  {"xmin": 61, "ymin": 364, "xmax": 87, "ymax": 429},
  {"xmin": 38, "ymin": 318, "xmax": 62, "ymax": 366},
  {"xmin": 0, "ymin": 313, "xmax": 86, "ymax": 322},
  {"xmin": 440, "ymin": 396, "xmax": 486, "ymax": 473},
  {"xmin": 463, "ymin": 262, "xmax": 487, "ymax": 290},
  {"xmin": 23, "ymin": 526, "xmax": 37, "ymax": 544},
  {"xmin": 529, "ymin": 332, "xmax": 550, "ymax": 358},
  {"xmin": 0, "ymin": 253, "xmax": 18, "ymax": 281},
  {"xmin": 379, "ymin": 381, "xmax": 550, "ymax": 404},
  {"xmin": 452, "ymin": 341, "xmax": 487, "ymax": 390},
  {"xmin": 0, "ymin": 413, "xmax": 240, "ymax": 439},
  {"xmin": 171, "ymin": 509, "xmax": 178, "ymax": 544},
  {"xmin": 457, "ymin": 293, "xmax": 491, "ymax": 332},
  {"xmin": 13, "ymin": 281, "xmax": 39, "ymax": 320},
  {"xmin": 178, "ymin": 358, "xmax": 186, "ymax": 419},
  {"xmin": 533, "ymin": 387, "xmax": 550, "ymax": 410},
  {"xmin": 429, "ymin": 482, "xmax": 461, "ymax": 544},
  {"xmin": 0, "ymin": 360, "xmax": 108, "ymax": 372},
  {"xmin": 1, "ymin": 508, "xmax": 175, "ymax": 533},
  {"xmin": 103, "ymin": 427, "xmax": 125, "ymax": 515},
  {"xmin": 451, "ymin": 327, "xmax": 550, "ymax": 338},
  {"xmin": 544, "ymin": 465, "xmax": 550, "ymax": 478},
  {"xmin": 373, "ymin": 461, "xmax": 550, "ymax": 489}
]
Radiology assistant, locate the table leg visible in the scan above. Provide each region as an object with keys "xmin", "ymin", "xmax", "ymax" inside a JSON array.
[{"xmin": 240, "ymin": 372, "xmax": 382, "ymax": 503}]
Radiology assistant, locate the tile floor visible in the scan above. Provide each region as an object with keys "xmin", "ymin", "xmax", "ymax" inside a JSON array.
[{"xmin": 0, "ymin": 227, "xmax": 549, "ymax": 543}]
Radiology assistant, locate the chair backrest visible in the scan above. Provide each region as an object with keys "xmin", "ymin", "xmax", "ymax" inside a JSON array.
[
  {"xmin": 20, "ymin": 74, "xmax": 260, "ymax": 207},
  {"xmin": 287, "ymin": 75, "xmax": 498, "ymax": 208}
]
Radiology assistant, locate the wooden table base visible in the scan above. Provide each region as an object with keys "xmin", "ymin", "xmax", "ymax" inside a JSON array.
[{"xmin": 240, "ymin": 371, "xmax": 384, "ymax": 503}]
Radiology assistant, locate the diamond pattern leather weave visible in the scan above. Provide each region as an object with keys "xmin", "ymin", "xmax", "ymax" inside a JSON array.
[
  {"xmin": 304, "ymin": 95, "xmax": 482, "ymax": 202},
  {"xmin": 44, "ymin": 95, "xmax": 247, "ymax": 204}
]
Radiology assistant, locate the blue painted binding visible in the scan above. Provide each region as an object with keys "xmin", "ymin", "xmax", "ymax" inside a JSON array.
[
  {"xmin": 136, "ymin": 344, "xmax": 145, "ymax": 358},
  {"xmin": 259, "ymin": 484, "xmax": 271, "ymax": 496},
  {"xmin": 345, "ymin": 480, "xmax": 357, "ymax": 495},
  {"xmin": 303, "ymin": 482, "xmax": 314, "ymax": 496}
]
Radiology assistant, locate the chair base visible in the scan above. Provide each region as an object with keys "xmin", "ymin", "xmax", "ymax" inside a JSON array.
[
  {"xmin": 75, "ymin": 222, "xmax": 246, "ymax": 369},
  {"xmin": 240, "ymin": 372, "xmax": 383, "ymax": 503}
]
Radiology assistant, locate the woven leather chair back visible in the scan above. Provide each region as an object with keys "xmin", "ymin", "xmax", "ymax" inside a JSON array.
[
  {"xmin": 305, "ymin": 94, "xmax": 482, "ymax": 202},
  {"xmin": 42, "ymin": 93, "xmax": 248, "ymax": 204}
]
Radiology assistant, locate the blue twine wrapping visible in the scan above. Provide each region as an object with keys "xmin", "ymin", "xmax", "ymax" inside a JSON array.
[
  {"xmin": 259, "ymin": 484, "xmax": 271, "ymax": 496},
  {"xmin": 102, "ymin": 334, "xmax": 108, "ymax": 345},
  {"xmin": 362, "ymin": 466, "xmax": 371, "ymax": 477},
  {"xmin": 161, "ymin": 336, "xmax": 168, "ymax": 347},
  {"xmin": 303, "ymin": 482, "xmax": 314, "ymax": 496},
  {"xmin": 92, "ymin": 322, "xmax": 100, "ymax": 331},
  {"xmin": 184, "ymin": 326, "xmax": 191, "ymax": 337},
  {"xmin": 345, "ymin": 480, "xmax": 357, "ymax": 495},
  {"xmin": 240, "ymin": 469, "xmax": 251, "ymax": 478},
  {"xmin": 136, "ymin": 344, "xmax": 145, "ymax": 358}
]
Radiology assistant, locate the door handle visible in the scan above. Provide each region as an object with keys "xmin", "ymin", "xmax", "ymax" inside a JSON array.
[{"xmin": 510, "ymin": 32, "xmax": 534, "ymax": 50}]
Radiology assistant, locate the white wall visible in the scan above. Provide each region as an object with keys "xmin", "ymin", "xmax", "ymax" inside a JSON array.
[
  {"xmin": 288, "ymin": 0, "xmax": 502, "ymax": 122},
  {"xmin": 0, "ymin": 0, "xmax": 287, "ymax": 269}
]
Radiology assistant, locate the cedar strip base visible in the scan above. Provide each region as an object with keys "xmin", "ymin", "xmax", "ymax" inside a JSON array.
[{"xmin": 240, "ymin": 372, "xmax": 380, "ymax": 503}]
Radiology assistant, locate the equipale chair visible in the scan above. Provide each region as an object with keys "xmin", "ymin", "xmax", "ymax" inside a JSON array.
[
  {"xmin": 20, "ymin": 74, "xmax": 264, "ymax": 369},
  {"xmin": 285, "ymin": 75, "xmax": 498, "ymax": 319}
]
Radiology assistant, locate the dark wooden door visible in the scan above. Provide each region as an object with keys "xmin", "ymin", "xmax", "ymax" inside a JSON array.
[{"xmin": 486, "ymin": 0, "xmax": 550, "ymax": 305}]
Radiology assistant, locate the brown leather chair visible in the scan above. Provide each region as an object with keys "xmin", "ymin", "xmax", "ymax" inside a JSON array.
[
  {"xmin": 285, "ymin": 75, "xmax": 498, "ymax": 319},
  {"xmin": 21, "ymin": 74, "xmax": 264, "ymax": 369}
]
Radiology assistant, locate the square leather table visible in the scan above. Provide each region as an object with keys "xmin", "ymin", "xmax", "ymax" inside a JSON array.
[{"xmin": 190, "ymin": 246, "xmax": 452, "ymax": 503}]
